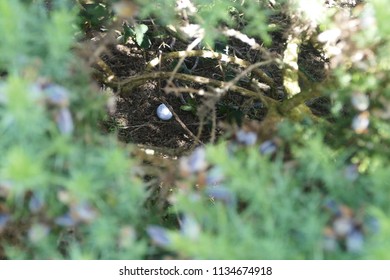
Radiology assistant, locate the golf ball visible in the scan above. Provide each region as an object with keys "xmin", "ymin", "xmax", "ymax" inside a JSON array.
[{"xmin": 157, "ymin": 103, "xmax": 173, "ymax": 120}]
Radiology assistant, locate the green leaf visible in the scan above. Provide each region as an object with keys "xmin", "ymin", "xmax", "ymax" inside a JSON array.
[
  {"xmin": 180, "ymin": 105, "xmax": 195, "ymax": 112},
  {"xmin": 134, "ymin": 24, "xmax": 148, "ymax": 46}
]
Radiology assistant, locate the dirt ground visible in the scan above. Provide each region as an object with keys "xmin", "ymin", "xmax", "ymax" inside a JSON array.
[{"xmin": 95, "ymin": 19, "xmax": 328, "ymax": 154}]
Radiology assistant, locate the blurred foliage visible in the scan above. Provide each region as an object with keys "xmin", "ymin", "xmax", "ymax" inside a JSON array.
[
  {"xmin": 0, "ymin": 0, "xmax": 146, "ymax": 259},
  {"xmin": 0, "ymin": 0, "xmax": 390, "ymax": 260}
]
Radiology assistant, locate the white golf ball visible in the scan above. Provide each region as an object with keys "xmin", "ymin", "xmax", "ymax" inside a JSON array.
[{"xmin": 157, "ymin": 103, "xmax": 173, "ymax": 120}]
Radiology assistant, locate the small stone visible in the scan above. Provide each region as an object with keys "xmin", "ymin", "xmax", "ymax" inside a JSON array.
[{"xmin": 156, "ymin": 103, "xmax": 173, "ymax": 121}]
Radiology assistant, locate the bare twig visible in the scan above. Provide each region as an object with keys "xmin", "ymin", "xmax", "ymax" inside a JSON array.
[
  {"xmin": 218, "ymin": 61, "xmax": 273, "ymax": 95},
  {"xmin": 167, "ymin": 37, "xmax": 203, "ymax": 85},
  {"xmin": 221, "ymin": 28, "xmax": 270, "ymax": 54},
  {"xmin": 164, "ymin": 85, "xmax": 209, "ymax": 97}
]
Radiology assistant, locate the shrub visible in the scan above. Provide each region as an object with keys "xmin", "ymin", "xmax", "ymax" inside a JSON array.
[
  {"xmin": 0, "ymin": 0, "xmax": 390, "ymax": 260},
  {"xmin": 0, "ymin": 0, "xmax": 147, "ymax": 259}
]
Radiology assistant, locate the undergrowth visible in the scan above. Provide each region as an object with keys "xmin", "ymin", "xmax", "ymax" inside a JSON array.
[{"xmin": 0, "ymin": 0, "xmax": 390, "ymax": 260}]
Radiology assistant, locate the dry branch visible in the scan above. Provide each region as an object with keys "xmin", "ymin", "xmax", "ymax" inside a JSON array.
[
  {"xmin": 118, "ymin": 71, "xmax": 279, "ymax": 108},
  {"xmin": 146, "ymin": 50, "xmax": 275, "ymax": 87}
]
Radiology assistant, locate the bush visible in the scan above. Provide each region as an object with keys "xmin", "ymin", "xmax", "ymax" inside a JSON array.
[
  {"xmin": 0, "ymin": 0, "xmax": 390, "ymax": 260},
  {"xmin": 0, "ymin": 0, "xmax": 146, "ymax": 259}
]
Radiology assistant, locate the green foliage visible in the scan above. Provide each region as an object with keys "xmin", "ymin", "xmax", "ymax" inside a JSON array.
[
  {"xmin": 164, "ymin": 144, "xmax": 324, "ymax": 259},
  {"xmin": 137, "ymin": 0, "xmax": 177, "ymax": 25},
  {"xmin": 236, "ymin": 0, "xmax": 272, "ymax": 45},
  {"xmin": 0, "ymin": 0, "xmax": 147, "ymax": 259},
  {"xmin": 136, "ymin": 0, "xmax": 270, "ymax": 46},
  {"xmin": 78, "ymin": 2, "xmax": 113, "ymax": 31},
  {"xmin": 371, "ymin": 0, "xmax": 390, "ymax": 38},
  {"xmin": 152, "ymin": 129, "xmax": 387, "ymax": 259},
  {"xmin": 180, "ymin": 98, "xmax": 198, "ymax": 114},
  {"xmin": 0, "ymin": 1, "xmax": 33, "ymax": 71},
  {"xmin": 366, "ymin": 208, "xmax": 390, "ymax": 259},
  {"xmin": 119, "ymin": 22, "xmax": 151, "ymax": 48},
  {"xmin": 43, "ymin": 8, "xmax": 77, "ymax": 79},
  {"xmin": 1, "ymin": 0, "xmax": 390, "ymax": 261}
]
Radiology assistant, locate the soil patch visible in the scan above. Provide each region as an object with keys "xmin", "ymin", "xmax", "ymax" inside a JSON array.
[{"xmin": 95, "ymin": 18, "xmax": 328, "ymax": 153}]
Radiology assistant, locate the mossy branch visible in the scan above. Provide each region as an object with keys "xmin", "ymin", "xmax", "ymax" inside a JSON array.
[{"xmin": 278, "ymin": 88, "xmax": 322, "ymax": 115}]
